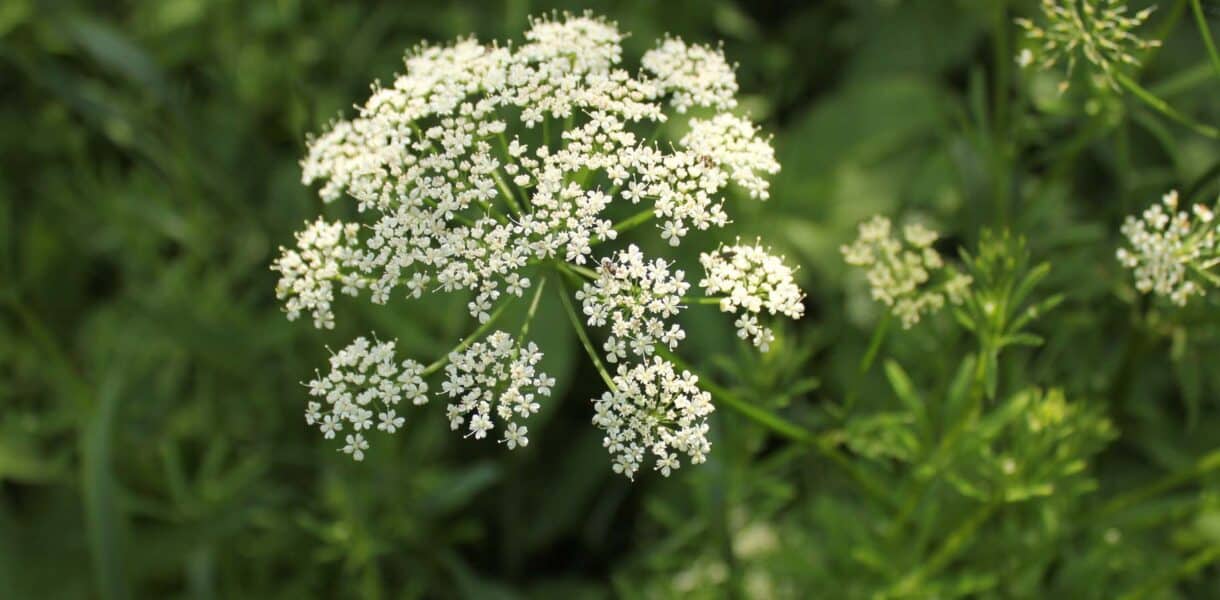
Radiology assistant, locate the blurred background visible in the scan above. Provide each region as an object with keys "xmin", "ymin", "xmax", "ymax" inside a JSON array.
[{"xmin": 3, "ymin": 0, "xmax": 1220, "ymax": 597}]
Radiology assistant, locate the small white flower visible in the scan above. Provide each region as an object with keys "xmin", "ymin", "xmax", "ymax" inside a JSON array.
[
  {"xmin": 305, "ymin": 401, "xmax": 322, "ymax": 425},
  {"xmin": 320, "ymin": 415, "xmax": 341, "ymax": 439},
  {"xmin": 378, "ymin": 410, "xmax": 405, "ymax": 433},
  {"xmin": 503, "ymin": 422, "xmax": 529, "ymax": 450},
  {"xmin": 1016, "ymin": 48, "xmax": 1034, "ymax": 68},
  {"xmin": 341, "ymin": 433, "xmax": 369, "ymax": 461}
]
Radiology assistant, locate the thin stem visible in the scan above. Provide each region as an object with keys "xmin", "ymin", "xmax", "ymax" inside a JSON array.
[
  {"xmin": 422, "ymin": 296, "xmax": 517, "ymax": 376},
  {"xmin": 889, "ymin": 502, "xmax": 998, "ymax": 596},
  {"xmin": 984, "ymin": 0, "xmax": 1013, "ymax": 224},
  {"xmin": 1120, "ymin": 545, "xmax": 1220, "ymax": 600},
  {"xmin": 859, "ymin": 312, "xmax": 892, "ymax": 374},
  {"xmin": 612, "ymin": 207, "xmax": 656, "ymax": 234},
  {"xmin": 516, "ymin": 276, "xmax": 548, "ymax": 345},
  {"xmin": 1117, "ymin": 73, "xmax": 1220, "ymax": 139},
  {"xmin": 559, "ymin": 262, "xmax": 598, "ymax": 281},
  {"xmin": 1190, "ymin": 0, "xmax": 1220, "ymax": 82},
  {"xmin": 492, "ymin": 170, "xmax": 524, "ymax": 217},
  {"xmin": 1152, "ymin": 62, "xmax": 1216, "ymax": 98},
  {"xmin": 1093, "ymin": 448, "xmax": 1220, "ymax": 522},
  {"xmin": 681, "ymin": 296, "xmax": 725, "ymax": 306},
  {"xmin": 495, "ymin": 131, "xmax": 535, "ymax": 212},
  {"xmin": 418, "ymin": 196, "xmax": 477, "ymax": 228},
  {"xmin": 556, "ymin": 276, "xmax": 617, "ymax": 393},
  {"xmin": 659, "ymin": 349, "xmax": 899, "ymax": 510}
]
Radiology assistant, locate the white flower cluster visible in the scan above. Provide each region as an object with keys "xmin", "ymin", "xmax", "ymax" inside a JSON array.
[
  {"xmin": 699, "ymin": 242, "xmax": 805, "ymax": 351},
  {"xmin": 1117, "ymin": 190, "xmax": 1218, "ymax": 306},
  {"xmin": 1015, "ymin": 0, "xmax": 1159, "ymax": 91},
  {"xmin": 304, "ymin": 336, "xmax": 428, "ymax": 460},
  {"xmin": 272, "ymin": 219, "xmax": 366, "ymax": 329},
  {"xmin": 641, "ymin": 36, "xmax": 737, "ymax": 114},
  {"xmin": 441, "ymin": 331, "xmax": 554, "ymax": 447},
  {"xmin": 578, "ymin": 245, "xmax": 690, "ymax": 363},
  {"xmin": 275, "ymin": 12, "xmax": 778, "ymax": 329},
  {"xmin": 278, "ymin": 13, "xmax": 798, "ymax": 475},
  {"xmin": 593, "ymin": 357, "xmax": 714, "ymax": 479},
  {"xmin": 841, "ymin": 216, "xmax": 972, "ymax": 328}
]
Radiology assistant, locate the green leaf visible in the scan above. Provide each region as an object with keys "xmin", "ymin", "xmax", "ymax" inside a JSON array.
[
  {"xmin": 885, "ymin": 360, "xmax": 929, "ymax": 439},
  {"xmin": 80, "ymin": 375, "xmax": 129, "ymax": 600}
]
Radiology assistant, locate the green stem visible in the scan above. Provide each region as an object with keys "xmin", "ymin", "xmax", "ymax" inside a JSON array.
[
  {"xmin": 422, "ymin": 296, "xmax": 517, "ymax": 376},
  {"xmin": 560, "ymin": 262, "xmax": 598, "ymax": 281},
  {"xmin": 991, "ymin": 0, "xmax": 1012, "ymax": 217},
  {"xmin": 612, "ymin": 207, "xmax": 656, "ymax": 234},
  {"xmin": 556, "ymin": 276, "xmax": 617, "ymax": 392},
  {"xmin": 681, "ymin": 296, "xmax": 725, "ymax": 306},
  {"xmin": 516, "ymin": 277, "xmax": 548, "ymax": 345},
  {"xmin": 1191, "ymin": 0, "xmax": 1220, "ymax": 82},
  {"xmin": 492, "ymin": 170, "xmax": 524, "ymax": 217},
  {"xmin": 992, "ymin": 0, "xmax": 1010, "ymax": 142},
  {"xmin": 1094, "ymin": 448, "xmax": 1220, "ymax": 522},
  {"xmin": 1120, "ymin": 545, "xmax": 1220, "ymax": 600},
  {"xmin": 1117, "ymin": 73, "xmax": 1220, "ymax": 139},
  {"xmin": 1152, "ymin": 62, "xmax": 1217, "ymax": 98},
  {"xmin": 859, "ymin": 312, "xmax": 892, "ymax": 374},
  {"xmin": 889, "ymin": 502, "xmax": 998, "ymax": 596},
  {"xmin": 659, "ymin": 349, "xmax": 898, "ymax": 510}
]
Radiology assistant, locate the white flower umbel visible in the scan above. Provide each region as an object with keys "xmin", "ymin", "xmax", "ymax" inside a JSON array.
[
  {"xmin": 1015, "ymin": 0, "xmax": 1159, "ymax": 91},
  {"xmin": 1117, "ymin": 190, "xmax": 1219, "ymax": 306},
  {"xmin": 577, "ymin": 245, "xmax": 690, "ymax": 363},
  {"xmin": 699, "ymin": 241, "xmax": 805, "ymax": 351},
  {"xmin": 272, "ymin": 218, "xmax": 366, "ymax": 329},
  {"xmin": 592, "ymin": 357, "xmax": 714, "ymax": 479},
  {"xmin": 280, "ymin": 12, "xmax": 778, "ymax": 327},
  {"xmin": 841, "ymin": 216, "xmax": 972, "ymax": 328},
  {"xmin": 304, "ymin": 336, "xmax": 428, "ymax": 460},
  {"xmin": 280, "ymin": 12, "xmax": 796, "ymax": 474},
  {"xmin": 441, "ymin": 331, "xmax": 554, "ymax": 445}
]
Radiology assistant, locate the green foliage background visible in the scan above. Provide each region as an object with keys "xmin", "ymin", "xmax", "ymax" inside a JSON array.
[{"xmin": 3, "ymin": 0, "xmax": 1220, "ymax": 597}]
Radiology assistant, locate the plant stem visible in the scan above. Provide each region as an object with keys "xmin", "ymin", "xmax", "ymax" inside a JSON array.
[
  {"xmin": 1094, "ymin": 448, "xmax": 1220, "ymax": 522},
  {"xmin": 658, "ymin": 349, "xmax": 898, "ymax": 510},
  {"xmin": 492, "ymin": 170, "xmax": 524, "ymax": 217},
  {"xmin": 613, "ymin": 207, "xmax": 656, "ymax": 234},
  {"xmin": 681, "ymin": 296, "xmax": 725, "ymax": 306},
  {"xmin": 859, "ymin": 312, "xmax": 892, "ymax": 373},
  {"xmin": 1191, "ymin": 0, "xmax": 1220, "ymax": 82},
  {"xmin": 1120, "ymin": 544, "xmax": 1220, "ymax": 600},
  {"xmin": 516, "ymin": 276, "xmax": 548, "ymax": 345},
  {"xmin": 889, "ymin": 502, "xmax": 997, "ymax": 596},
  {"xmin": 422, "ymin": 297, "xmax": 517, "ymax": 376},
  {"xmin": 1117, "ymin": 73, "xmax": 1220, "ymax": 139},
  {"xmin": 559, "ymin": 262, "xmax": 598, "ymax": 281},
  {"xmin": 555, "ymin": 276, "xmax": 618, "ymax": 392}
]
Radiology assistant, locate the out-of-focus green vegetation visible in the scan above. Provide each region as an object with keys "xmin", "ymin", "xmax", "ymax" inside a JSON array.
[{"xmin": 3, "ymin": 0, "xmax": 1220, "ymax": 597}]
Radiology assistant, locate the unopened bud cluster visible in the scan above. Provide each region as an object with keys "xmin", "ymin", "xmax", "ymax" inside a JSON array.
[{"xmin": 1015, "ymin": 0, "xmax": 1159, "ymax": 91}]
